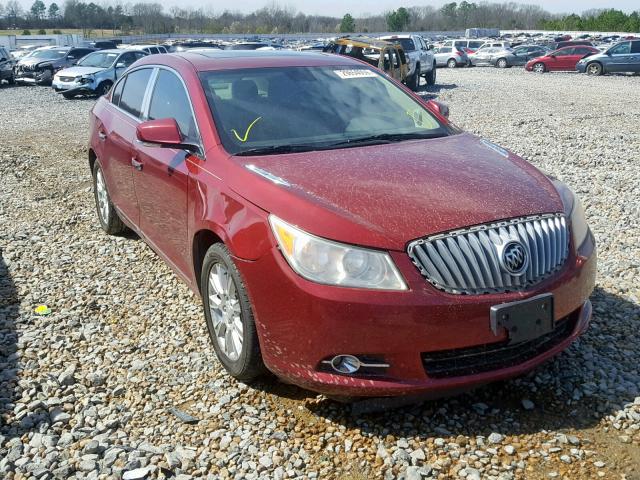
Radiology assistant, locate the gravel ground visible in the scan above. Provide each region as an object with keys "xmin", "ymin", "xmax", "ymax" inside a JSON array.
[{"xmin": 0, "ymin": 68, "xmax": 639, "ymax": 480}]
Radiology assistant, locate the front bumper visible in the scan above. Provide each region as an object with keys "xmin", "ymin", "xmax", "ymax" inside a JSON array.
[
  {"xmin": 15, "ymin": 70, "xmax": 53, "ymax": 85},
  {"xmin": 53, "ymin": 78, "xmax": 94, "ymax": 93},
  {"xmin": 237, "ymin": 231, "xmax": 596, "ymax": 397},
  {"xmin": 576, "ymin": 63, "xmax": 587, "ymax": 73}
]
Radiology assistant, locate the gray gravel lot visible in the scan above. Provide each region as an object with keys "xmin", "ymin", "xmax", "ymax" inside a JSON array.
[{"xmin": 0, "ymin": 68, "xmax": 639, "ymax": 480}]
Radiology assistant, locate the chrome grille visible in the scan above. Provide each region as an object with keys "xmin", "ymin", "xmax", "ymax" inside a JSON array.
[{"xmin": 407, "ymin": 214, "xmax": 569, "ymax": 295}]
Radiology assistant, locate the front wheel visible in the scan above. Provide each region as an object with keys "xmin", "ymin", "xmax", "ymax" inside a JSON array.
[
  {"xmin": 496, "ymin": 58, "xmax": 508, "ymax": 68},
  {"xmin": 533, "ymin": 62, "xmax": 546, "ymax": 73},
  {"xmin": 95, "ymin": 81, "xmax": 112, "ymax": 96},
  {"xmin": 202, "ymin": 243, "xmax": 265, "ymax": 382},
  {"xmin": 425, "ymin": 64, "xmax": 437, "ymax": 86},
  {"xmin": 62, "ymin": 91, "xmax": 76, "ymax": 99},
  {"xmin": 447, "ymin": 58, "xmax": 457, "ymax": 68},
  {"xmin": 586, "ymin": 62, "xmax": 603, "ymax": 76},
  {"xmin": 7, "ymin": 74, "xmax": 15, "ymax": 85}
]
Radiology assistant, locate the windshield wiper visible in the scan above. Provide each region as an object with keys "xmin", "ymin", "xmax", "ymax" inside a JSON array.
[
  {"xmin": 325, "ymin": 132, "xmax": 446, "ymax": 148},
  {"xmin": 234, "ymin": 144, "xmax": 320, "ymax": 156}
]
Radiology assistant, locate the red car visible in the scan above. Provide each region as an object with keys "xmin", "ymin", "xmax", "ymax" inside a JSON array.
[
  {"xmin": 526, "ymin": 45, "xmax": 599, "ymax": 73},
  {"xmin": 89, "ymin": 51, "xmax": 596, "ymax": 398}
]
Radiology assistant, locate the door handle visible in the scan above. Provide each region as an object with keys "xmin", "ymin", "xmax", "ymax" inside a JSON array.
[
  {"xmin": 98, "ymin": 131, "xmax": 107, "ymax": 141},
  {"xmin": 131, "ymin": 157, "xmax": 143, "ymax": 171}
]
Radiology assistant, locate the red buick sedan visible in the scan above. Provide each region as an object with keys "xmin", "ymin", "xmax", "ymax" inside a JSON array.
[
  {"xmin": 89, "ymin": 50, "xmax": 596, "ymax": 397},
  {"xmin": 525, "ymin": 45, "xmax": 599, "ymax": 73}
]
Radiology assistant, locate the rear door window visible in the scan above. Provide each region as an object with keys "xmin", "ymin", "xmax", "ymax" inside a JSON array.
[
  {"xmin": 632, "ymin": 42, "xmax": 640, "ymax": 54},
  {"xmin": 119, "ymin": 68, "xmax": 152, "ymax": 118},
  {"xmin": 111, "ymin": 77, "xmax": 125, "ymax": 106}
]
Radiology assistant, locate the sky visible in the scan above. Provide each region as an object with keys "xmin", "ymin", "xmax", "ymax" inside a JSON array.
[{"xmin": 161, "ymin": 0, "xmax": 640, "ymax": 16}]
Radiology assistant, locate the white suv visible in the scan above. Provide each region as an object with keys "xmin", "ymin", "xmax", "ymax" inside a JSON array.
[{"xmin": 380, "ymin": 35, "xmax": 436, "ymax": 89}]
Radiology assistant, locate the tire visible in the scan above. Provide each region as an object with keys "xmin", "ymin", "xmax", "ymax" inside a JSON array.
[
  {"xmin": 62, "ymin": 91, "xmax": 76, "ymax": 99},
  {"xmin": 586, "ymin": 62, "xmax": 603, "ymax": 76},
  {"xmin": 95, "ymin": 80, "xmax": 112, "ymax": 96},
  {"xmin": 425, "ymin": 63, "xmax": 437, "ymax": 86},
  {"xmin": 447, "ymin": 58, "xmax": 457, "ymax": 68},
  {"xmin": 407, "ymin": 68, "xmax": 419, "ymax": 91},
  {"xmin": 201, "ymin": 243, "xmax": 265, "ymax": 382},
  {"xmin": 92, "ymin": 161, "xmax": 128, "ymax": 235},
  {"xmin": 7, "ymin": 74, "xmax": 15, "ymax": 85},
  {"xmin": 532, "ymin": 62, "xmax": 546, "ymax": 73},
  {"xmin": 496, "ymin": 58, "xmax": 508, "ymax": 69}
]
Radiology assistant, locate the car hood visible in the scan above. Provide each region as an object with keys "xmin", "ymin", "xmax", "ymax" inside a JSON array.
[
  {"xmin": 56, "ymin": 66, "xmax": 106, "ymax": 76},
  {"xmin": 227, "ymin": 132, "xmax": 563, "ymax": 251}
]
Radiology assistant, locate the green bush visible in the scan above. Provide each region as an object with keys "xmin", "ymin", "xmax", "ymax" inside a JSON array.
[
  {"xmin": 38, "ymin": 29, "xmax": 46, "ymax": 34},
  {"xmin": 52, "ymin": 29, "xmax": 62, "ymax": 34},
  {"xmin": 22, "ymin": 29, "xmax": 31, "ymax": 35}
]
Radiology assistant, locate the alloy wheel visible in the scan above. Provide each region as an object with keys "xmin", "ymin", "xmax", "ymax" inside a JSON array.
[
  {"xmin": 208, "ymin": 263, "xmax": 243, "ymax": 361},
  {"xmin": 95, "ymin": 169, "xmax": 109, "ymax": 223},
  {"xmin": 497, "ymin": 58, "xmax": 507, "ymax": 68},
  {"xmin": 587, "ymin": 63, "xmax": 602, "ymax": 76},
  {"xmin": 533, "ymin": 63, "xmax": 545, "ymax": 73}
]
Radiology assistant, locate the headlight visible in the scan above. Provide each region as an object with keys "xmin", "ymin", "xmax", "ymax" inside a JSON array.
[
  {"xmin": 79, "ymin": 75, "xmax": 93, "ymax": 84},
  {"xmin": 570, "ymin": 192, "xmax": 589, "ymax": 248},
  {"xmin": 269, "ymin": 215, "xmax": 407, "ymax": 290}
]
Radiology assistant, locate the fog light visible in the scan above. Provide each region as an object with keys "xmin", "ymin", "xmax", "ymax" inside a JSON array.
[{"xmin": 330, "ymin": 355, "xmax": 361, "ymax": 374}]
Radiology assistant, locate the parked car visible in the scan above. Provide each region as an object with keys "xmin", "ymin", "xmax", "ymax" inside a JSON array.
[
  {"xmin": 439, "ymin": 39, "xmax": 485, "ymax": 54},
  {"xmin": 525, "ymin": 46, "xmax": 599, "ymax": 73},
  {"xmin": 490, "ymin": 45, "xmax": 550, "ymax": 68},
  {"xmin": 433, "ymin": 46, "xmax": 469, "ymax": 68},
  {"xmin": 553, "ymin": 40, "xmax": 594, "ymax": 50},
  {"xmin": 475, "ymin": 41, "xmax": 512, "ymax": 51},
  {"xmin": 15, "ymin": 46, "xmax": 96, "ymax": 85},
  {"xmin": 468, "ymin": 47, "xmax": 505, "ymax": 66},
  {"xmin": 576, "ymin": 40, "xmax": 640, "ymax": 76},
  {"xmin": 380, "ymin": 34, "xmax": 436, "ymax": 88},
  {"xmin": 131, "ymin": 44, "xmax": 169, "ymax": 55},
  {"xmin": 0, "ymin": 46, "xmax": 15, "ymax": 85},
  {"xmin": 52, "ymin": 49, "xmax": 147, "ymax": 98},
  {"xmin": 88, "ymin": 40, "xmax": 119, "ymax": 50},
  {"xmin": 88, "ymin": 50, "xmax": 596, "ymax": 397},
  {"xmin": 324, "ymin": 36, "xmax": 410, "ymax": 88}
]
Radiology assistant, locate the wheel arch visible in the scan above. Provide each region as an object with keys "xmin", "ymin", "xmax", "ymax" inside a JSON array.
[
  {"xmin": 587, "ymin": 60, "xmax": 604, "ymax": 74},
  {"xmin": 192, "ymin": 229, "xmax": 225, "ymax": 294},
  {"xmin": 88, "ymin": 148, "xmax": 97, "ymax": 175}
]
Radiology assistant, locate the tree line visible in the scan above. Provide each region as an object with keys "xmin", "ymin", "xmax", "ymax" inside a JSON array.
[{"xmin": 0, "ymin": 0, "xmax": 638, "ymax": 35}]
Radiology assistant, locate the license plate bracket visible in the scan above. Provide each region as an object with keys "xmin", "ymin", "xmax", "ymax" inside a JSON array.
[{"xmin": 490, "ymin": 293, "xmax": 554, "ymax": 344}]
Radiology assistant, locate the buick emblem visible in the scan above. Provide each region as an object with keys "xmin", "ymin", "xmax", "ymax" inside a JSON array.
[{"xmin": 500, "ymin": 241, "xmax": 528, "ymax": 275}]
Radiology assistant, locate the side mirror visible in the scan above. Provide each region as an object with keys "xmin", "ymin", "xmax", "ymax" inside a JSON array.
[
  {"xmin": 136, "ymin": 118, "xmax": 198, "ymax": 152},
  {"xmin": 0, "ymin": 57, "xmax": 6, "ymax": 63},
  {"xmin": 115, "ymin": 62, "xmax": 126, "ymax": 69},
  {"xmin": 428, "ymin": 100, "xmax": 450, "ymax": 119}
]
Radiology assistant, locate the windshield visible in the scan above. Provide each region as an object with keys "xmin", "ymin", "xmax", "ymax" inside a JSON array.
[
  {"xmin": 30, "ymin": 49, "xmax": 67, "ymax": 59},
  {"xmin": 78, "ymin": 52, "xmax": 118, "ymax": 68},
  {"xmin": 201, "ymin": 66, "xmax": 452, "ymax": 155}
]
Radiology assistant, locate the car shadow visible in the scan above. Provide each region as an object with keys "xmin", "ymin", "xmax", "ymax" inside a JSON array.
[
  {"xmin": 0, "ymin": 251, "xmax": 22, "ymax": 441},
  {"xmin": 292, "ymin": 286, "xmax": 639, "ymax": 438},
  {"xmin": 417, "ymin": 82, "xmax": 457, "ymax": 99}
]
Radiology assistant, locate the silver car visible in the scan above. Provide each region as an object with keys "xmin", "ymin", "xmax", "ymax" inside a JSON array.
[
  {"xmin": 52, "ymin": 49, "xmax": 147, "ymax": 98},
  {"xmin": 468, "ymin": 47, "xmax": 505, "ymax": 66},
  {"xmin": 433, "ymin": 46, "xmax": 469, "ymax": 68},
  {"xmin": 15, "ymin": 46, "xmax": 96, "ymax": 85}
]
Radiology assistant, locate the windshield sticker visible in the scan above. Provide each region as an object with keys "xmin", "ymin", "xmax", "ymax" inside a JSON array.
[
  {"xmin": 333, "ymin": 69, "xmax": 378, "ymax": 79},
  {"xmin": 480, "ymin": 139, "xmax": 509, "ymax": 158},
  {"xmin": 231, "ymin": 116, "xmax": 262, "ymax": 142}
]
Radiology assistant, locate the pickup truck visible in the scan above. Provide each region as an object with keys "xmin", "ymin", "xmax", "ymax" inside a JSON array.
[{"xmin": 380, "ymin": 34, "xmax": 437, "ymax": 89}]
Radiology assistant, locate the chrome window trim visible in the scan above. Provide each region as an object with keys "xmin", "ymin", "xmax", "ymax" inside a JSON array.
[{"xmin": 109, "ymin": 66, "xmax": 155, "ymax": 124}]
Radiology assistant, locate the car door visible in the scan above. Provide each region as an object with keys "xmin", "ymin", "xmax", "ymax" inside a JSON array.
[
  {"xmin": 631, "ymin": 41, "xmax": 640, "ymax": 72},
  {"xmin": 132, "ymin": 67, "xmax": 203, "ymax": 276},
  {"xmin": 100, "ymin": 68, "xmax": 153, "ymax": 227},
  {"xmin": 115, "ymin": 52, "xmax": 142, "ymax": 79},
  {"xmin": 607, "ymin": 42, "xmax": 632, "ymax": 72},
  {"xmin": 547, "ymin": 48, "xmax": 572, "ymax": 70}
]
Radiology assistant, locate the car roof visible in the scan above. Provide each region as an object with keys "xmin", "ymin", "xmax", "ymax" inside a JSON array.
[{"xmin": 143, "ymin": 50, "xmax": 363, "ymax": 72}]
